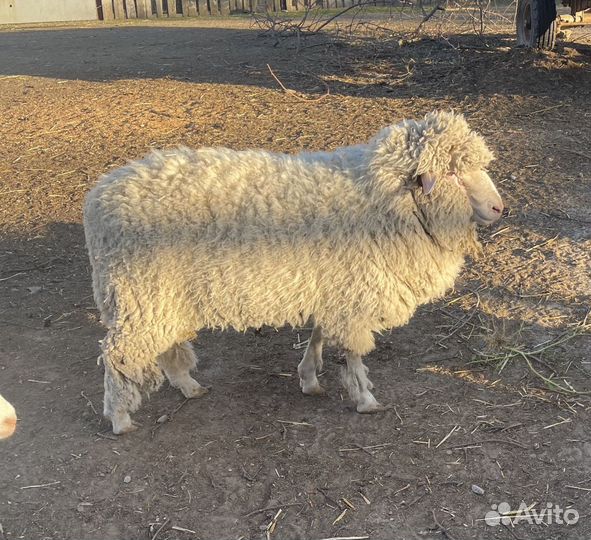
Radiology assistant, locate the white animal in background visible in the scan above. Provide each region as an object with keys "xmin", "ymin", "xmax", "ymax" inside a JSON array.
[{"xmin": 0, "ymin": 393, "xmax": 17, "ymax": 439}]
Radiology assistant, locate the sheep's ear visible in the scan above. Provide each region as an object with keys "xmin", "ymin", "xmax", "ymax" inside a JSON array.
[{"xmin": 420, "ymin": 173, "xmax": 437, "ymax": 195}]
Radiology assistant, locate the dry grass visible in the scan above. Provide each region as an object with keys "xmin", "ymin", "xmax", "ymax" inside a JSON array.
[{"xmin": 469, "ymin": 312, "xmax": 591, "ymax": 395}]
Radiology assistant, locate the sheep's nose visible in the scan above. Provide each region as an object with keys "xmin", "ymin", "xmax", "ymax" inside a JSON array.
[{"xmin": 492, "ymin": 204, "xmax": 503, "ymax": 214}]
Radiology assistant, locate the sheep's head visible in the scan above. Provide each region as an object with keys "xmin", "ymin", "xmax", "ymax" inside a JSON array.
[
  {"xmin": 0, "ymin": 394, "xmax": 16, "ymax": 440},
  {"xmin": 369, "ymin": 110, "xmax": 503, "ymax": 226},
  {"xmin": 420, "ymin": 169, "xmax": 504, "ymax": 225},
  {"xmin": 415, "ymin": 111, "xmax": 503, "ymax": 225}
]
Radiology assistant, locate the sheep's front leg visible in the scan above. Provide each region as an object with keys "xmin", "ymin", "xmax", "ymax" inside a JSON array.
[
  {"xmin": 342, "ymin": 351, "xmax": 383, "ymax": 413},
  {"xmin": 298, "ymin": 325, "xmax": 325, "ymax": 395}
]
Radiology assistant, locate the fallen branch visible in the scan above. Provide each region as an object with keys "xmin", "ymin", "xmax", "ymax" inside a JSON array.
[
  {"xmin": 432, "ymin": 509, "xmax": 458, "ymax": 540},
  {"xmin": 267, "ymin": 64, "xmax": 330, "ymax": 102},
  {"xmin": 20, "ymin": 481, "xmax": 61, "ymax": 490},
  {"xmin": 470, "ymin": 314, "xmax": 591, "ymax": 396},
  {"xmin": 254, "ymin": 0, "xmax": 398, "ymax": 42},
  {"xmin": 151, "ymin": 518, "xmax": 170, "ymax": 540},
  {"xmin": 415, "ymin": 4, "xmax": 446, "ymax": 33}
]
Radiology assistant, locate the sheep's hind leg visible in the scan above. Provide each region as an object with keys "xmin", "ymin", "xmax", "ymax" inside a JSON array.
[
  {"xmin": 342, "ymin": 351, "xmax": 385, "ymax": 413},
  {"xmin": 159, "ymin": 342, "xmax": 209, "ymax": 399},
  {"xmin": 298, "ymin": 325, "xmax": 325, "ymax": 395},
  {"xmin": 103, "ymin": 365, "xmax": 142, "ymax": 435}
]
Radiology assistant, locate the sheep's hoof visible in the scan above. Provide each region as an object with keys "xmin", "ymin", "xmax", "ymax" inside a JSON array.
[
  {"xmin": 111, "ymin": 415, "xmax": 140, "ymax": 435},
  {"xmin": 180, "ymin": 379, "xmax": 210, "ymax": 399},
  {"xmin": 301, "ymin": 382, "xmax": 327, "ymax": 396},
  {"xmin": 356, "ymin": 400, "xmax": 390, "ymax": 414}
]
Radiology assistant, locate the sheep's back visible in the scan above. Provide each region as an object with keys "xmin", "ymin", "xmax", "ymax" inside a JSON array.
[{"xmin": 84, "ymin": 146, "xmax": 369, "ymax": 253}]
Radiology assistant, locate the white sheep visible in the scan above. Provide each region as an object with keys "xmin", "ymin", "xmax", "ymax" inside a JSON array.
[
  {"xmin": 0, "ymin": 393, "xmax": 16, "ymax": 439},
  {"xmin": 84, "ymin": 111, "xmax": 503, "ymax": 434}
]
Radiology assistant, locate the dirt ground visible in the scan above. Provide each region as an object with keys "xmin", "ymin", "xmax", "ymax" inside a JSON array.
[{"xmin": 0, "ymin": 15, "xmax": 590, "ymax": 540}]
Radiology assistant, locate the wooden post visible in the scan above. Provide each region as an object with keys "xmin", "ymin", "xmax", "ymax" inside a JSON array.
[
  {"xmin": 136, "ymin": 0, "xmax": 148, "ymax": 19},
  {"xmin": 101, "ymin": 0, "xmax": 115, "ymax": 19},
  {"xmin": 135, "ymin": 0, "xmax": 147, "ymax": 17},
  {"xmin": 167, "ymin": 0, "xmax": 177, "ymax": 15},
  {"xmin": 197, "ymin": 0, "xmax": 208, "ymax": 14},
  {"xmin": 112, "ymin": 0, "xmax": 126, "ymax": 18},
  {"xmin": 208, "ymin": 0, "xmax": 219, "ymax": 14},
  {"xmin": 126, "ymin": 0, "xmax": 138, "ymax": 16},
  {"xmin": 187, "ymin": 0, "xmax": 198, "ymax": 14},
  {"xmin": 155, "ymin": 0, "xmax": 164, "ymax": 15},
  {"xmin": 219, "ymin": 0, "xmax": 230, "ymax": 13}
]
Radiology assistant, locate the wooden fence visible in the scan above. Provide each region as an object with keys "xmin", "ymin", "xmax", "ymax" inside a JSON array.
[
  {"xmin": 99, "ymin": 0, "xmax": 228, "ymax": 19},
  {"xmin": 98, "ymin": 0, "xmax": 385, "ymax": 18}
]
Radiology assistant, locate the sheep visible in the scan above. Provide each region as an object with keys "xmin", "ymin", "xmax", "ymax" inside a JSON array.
[
  {"xmin": 84, "ymin": 110, "xmax": 503, "ymax": 434},
  {"xmin": 0, "ymin": 393, "xmax": 16, "ymax": 439}
]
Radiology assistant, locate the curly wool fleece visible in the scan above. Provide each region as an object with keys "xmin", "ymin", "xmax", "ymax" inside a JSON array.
[{"xmin": 84, "ymin": 110, "xmax": 493, "ymax": 412}]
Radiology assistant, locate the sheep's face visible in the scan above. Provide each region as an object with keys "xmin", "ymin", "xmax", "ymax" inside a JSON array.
[
  {"xmin": 460, "ymin": 169, "xmax": 504, "ymax": 225},
  {"xmin": 0, "ymin": 394, "xmax": 16, "ymax": 440},
  {"xmin": 421, "ymin": 169, "xmax": 503, "ymax": 225}
]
